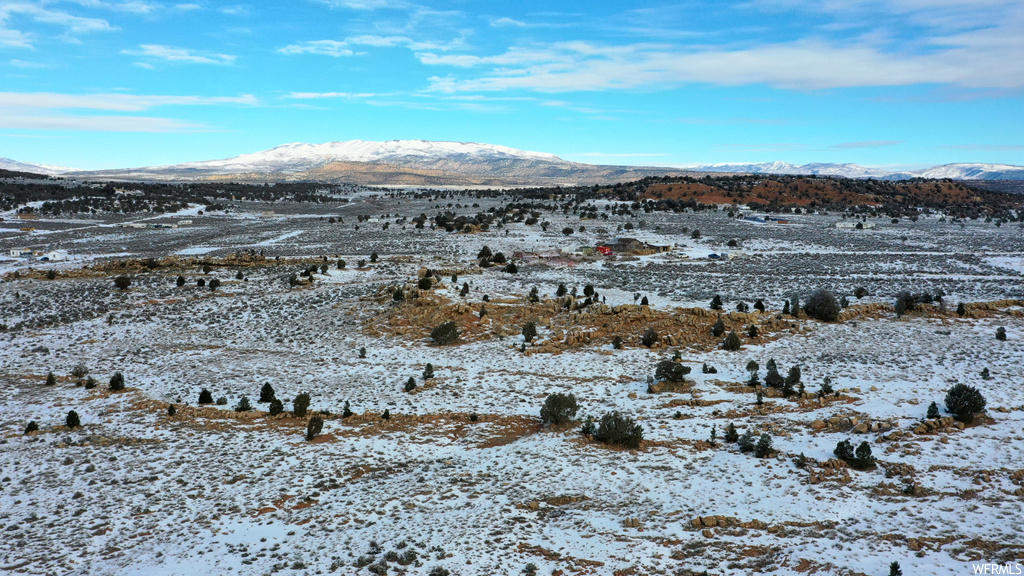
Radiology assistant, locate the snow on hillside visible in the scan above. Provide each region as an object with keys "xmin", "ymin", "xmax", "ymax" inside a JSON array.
[
  {"xmin": 688, "ymin": 161, "xmax": 1024, "ymax": 180},
  {"xmin": 0, "ymin": 157, "xmax": 70, "ymax": 175},
  {"xmin": 161, "ymin": 140, "xmax": 567, "ymax": 174}
]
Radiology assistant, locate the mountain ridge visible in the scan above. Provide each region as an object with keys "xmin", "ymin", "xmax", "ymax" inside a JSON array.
[{"xmin": 5, "ymin": 140, "xmax": 1024, "ymax": 184}]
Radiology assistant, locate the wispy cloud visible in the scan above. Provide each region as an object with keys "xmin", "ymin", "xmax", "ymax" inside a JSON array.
[
  {"xmin": 9, "ymin": 59, "xmax": 49, "ymax": 68},
  {"xmin": 124, "ymin": 44, "xmax": 237, "ymax": 65},
  {"xmin": 0, "ymin": 3, "xmax": 116, "ymax": 47},
  {"xmin": 489, "ymin": 17, "xmax": 525, "ymax": 27},
  {"xmin": 425, "ymin": 38, "xmax": 1024, "ymax": 93},
  {"xmin": 283, "ymin": 91, "xmax": 379, "ymax": 99},
  {"xmin": 0, "ymin": 91, "xmax": 257, "ymax": 111},
  {"xmin": 939, "ymin": 144, "xmax": 1024, "ymax": 151},
  {"xmin": 831, "ymin": 140, "xmax": 904, "ymax": 149},
  {"xmin": 278, "ymin": 40, "xmax": 353, "ymax": 57},
  {"xmin": 316, "ymin": 0, "xmax": 412, "ymax": 9},
  {"xmin": 0, "ymin": 114, "xmax": 206, "ymax": 132}
]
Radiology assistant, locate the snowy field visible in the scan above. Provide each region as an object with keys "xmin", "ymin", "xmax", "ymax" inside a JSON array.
[{"xmin": 1, "ymin": 195, "xmax": 1023, "ymax": 576}]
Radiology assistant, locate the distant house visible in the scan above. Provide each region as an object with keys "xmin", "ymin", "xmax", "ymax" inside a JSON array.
[
  {"xmin": 610, "ymin": 237, "xmax": 643, "ymax": 253},
  {"xmin": 17, "ymin": 213, "xmax": 40, "ymax": 220},
  {"xmin": 41, "ymin": 249, "xmax": 68, "ymax": 261},
  {"xmin": 9, "ymin": 248, "xmax": 33, "ymax": 258},
  {"xmin": 596, "ymin": 245, "xmax": 613, "ymax": 256}
]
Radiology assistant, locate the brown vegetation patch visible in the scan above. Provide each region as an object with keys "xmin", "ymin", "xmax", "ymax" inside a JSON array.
[{"xmin": 364, "ymin": 290, "xmax": 802, "ymax": 353}]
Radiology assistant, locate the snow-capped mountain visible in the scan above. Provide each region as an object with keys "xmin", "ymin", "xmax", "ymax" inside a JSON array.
[
  {"xmin": 913, "ymin": 163, "xmax": 1024, "ymax": 180},
  {"xmin": 0, "ymin": 157, "xmax": 69, "ymax": 176},
  {"xmin": 65, "ymin": 139, "xmax": 688, "ymax": 186},
  {"xmin": 688, "ymin": 161, "xmax": 895, "ymax": 179},
  {"xmin": 688, "ymin": 161, "xmax": 1024, "ymax": 180},
  {"xmin": 10, "ymin": 140, "xmax": 1024, "ymax": 185}
]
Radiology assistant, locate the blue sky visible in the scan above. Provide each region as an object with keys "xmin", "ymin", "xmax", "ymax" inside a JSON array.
[{"xmin": 1, "ymin": 0, "xmax": 1022, "ymax": 170}]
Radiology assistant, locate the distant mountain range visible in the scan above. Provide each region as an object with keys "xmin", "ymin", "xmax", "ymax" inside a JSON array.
[
  {"xmin": 3, "ymin": 140, "xmax": 1023, "ymax": 185},
  {"xmin": 687, "ymin": 161, "xmax": 1024, "ymax": 181}
]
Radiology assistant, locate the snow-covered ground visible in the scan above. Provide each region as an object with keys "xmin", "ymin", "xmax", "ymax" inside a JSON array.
[{"xmin": 1, "ymin": 197, "xmax": 1023, "ymax": 575}]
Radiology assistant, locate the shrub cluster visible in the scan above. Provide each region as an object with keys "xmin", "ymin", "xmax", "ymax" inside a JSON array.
[
  {"xmin": 593, "ymin": 411, "xmax": 643, "ymax": 448},
  {"xmin": 540, "ymin": 393, "xmax": 578, "ymax": 425}
]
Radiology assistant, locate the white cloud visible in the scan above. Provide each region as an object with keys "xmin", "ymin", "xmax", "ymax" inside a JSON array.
[
  {"xmin": 9, "ymin": 58, "xmax": 48, "ymax": 68},
  {"xmin": 278, "ymin": 40, "xmax": 353, "ymax": 57},
  {"xmin": 0, "ymin": 3, "xmax": 116, "ymax": 47},
  {"xmin": 65, "ymin": 0, "xmax": 162, "ymax": 14},
  {"xmin": 0, "ymin": 113, "xmax": 205, "ymax": 132},
  {"xmin": 283, "ymin": 91, "xmax": 378, "ymax": 99},
  {"xmin": 832, "ymin": 140, "xmax": 904, "ymax": 149},
  {"xmin": 489, "ymin": 17, "xmax": 525, "ymax": 27},
  {"xmin": 425, "ymin": 36, "xmax": 1024, "ymax": 93},
  {"xmin": 125, "ymin": 44, "xmax": 236, "ymax": 65},
  {"xmin": 174, "ymin": 3, "xmax": 202, "ymax": 10},
  {"xmin": 316, "ymin": 0, "xmax": 412, "ymax": 10},
  {"xmin": 0, "ymin": 91, "xmax": 258, "ymax": 111}
]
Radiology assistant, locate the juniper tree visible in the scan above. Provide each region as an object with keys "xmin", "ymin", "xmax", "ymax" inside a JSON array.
[
  {"xmin": 109, "ymin": 372, "xmax": 125, "ymax": 392},
  {"xmin": 381, "ymin": 409, "xmax": 390, "ymax": 420},
  {"xmin": 234, "ymin": 396, "xmax": 252, "ymax": 412},
  {"xmin": 927, "ymin": 401, "xmax": 940, "ymax": 419},
  {"xmin": 748, "ymin": 324, "xmax": 759, "ymax": 338},
  {"xmin": 785, "ymin": 365, "xmax": 802, "ymax": 387},
  {"xmin": 342, "ymin": 400, "xmax": 353, "ymax": 418},
  {"xmin": 754, "ymin": 299, "xmax": 765, "ymax": 312},
  {"xmin": 956, "ymin": 302, "xmax": 966, "ymax": 317},
  {"xmin": 176, "ymin": 275, "xmax": 186, "ymax": 287},
  {"xmin": 945, "ymin": 383, "xmax": 986, "ymax": 423},
  {"xmin": 460, "ymin": 282, "xmax": 470, "ymax": 297},
  {"xmin": 711, "ymin": 317, "xmax": 725, "ymax": 337},
  {"xmin": 114, "ymin": 275, "xmax": 131, "ymax": 290},
  {"xmin": 431, "ymin": 321, "xmax": 460, "ymax": 345},
  {"xmin": 237, "ymin": 270, "xmax": 245, "ymax": 280},
  {"xmin": 359, "ymin": 347, "xmax": 367, "ymax": 358},
  {"xmin": 853, "ymin": 441, "xmax": 875, "ymax": 468},
  {"xmin": 641, "ymin": 327, "xmax": 658, "ymax": 347},
  {"xmin": 754, "ymin": 433, "xmax": 773, "ymax": 458},
  {"xmin": 612, "ymin": 335, "xmax": 623, "ymax": 349},
  {"xmin": 889, "ymin": 561, "xmax": 902, "ymax": 576},
  {"xmin": 782, "ymin": 300, "xmax": 791, "ymax": 315},
  {"xmin": 198, "ymin": 388, "xmax": 214, "ymax": 404},
  {"xmin": 522, "ymin": 321, "xmax": 538, "ymax": 343},
  {"xmin": 293, "ymin": 392, "xmax": 311, "ymax": 417},
  {"xmin": 724, "ymin": 422, "xmax": 739, "ymax": 442},
  {"xmin": 594, "ymin": 411, "xmax": 643, "ymax": 448},
  {"xmin": 708, "ymin": 425, "xmax": 718, "ymax": 446},
  {"xmin": 423, "ymin": 363, "xmax": 434, "ymax": 380},
  {"xmin": 738, "ymin": 429, "xmax": 755, "ymax": 452},
  {"xmin": 45, "ymin": 371, "xmax": 57, "ymax": 386},
  {"xmin": 640, "ymin": 295, "xmax": 649, "ymax": 306},
  {"xmin": 306, "ymin": 415, "xmax": 324, "ymax": 441},
  {"xmin": 996, "ymin": 327, "xmax": 1007, "ymax": 341},
  {"xmin": 834, "ymin": 439, "xmax": 854, "ymax": 462},
  {"xmin": 528, "ymin": 286, "xmax": 540, "ymax": 303},
  {"xmin": 25, "ymin": 421, "xmax": 39, "ymax": 434},
  {"xmin": 167, "ymin": 404, "xmax": 176, "ymax": 416},
  {"xmin": 755, "ymin": 391, "xmax": 764, "ymax": 406},
  {"xmin": 804, "ymin": 289, "xmax": 840, "ymax": 321},
  {"xmin": 710, "ymin": 295, "xmax": 723, "ymax": 310},
  {"xmin": 723, "ymin": 330, "xmax": 741, "ymax": 351},
  {"xmin": 556, "ymin": 283, "xmax": 567, "ymax": 297},
  {"xmin": 269, "ymin": 398, "xmax": 284, "ymax": 416},
  {"xmin": 66, "ymin": 410, "xmax": 81, "ymax": 429},
  {"xmin": 819, "ymin": 376, "xmax": 834, "ymax": 397},
  {"xmin": 540, "ymin": 393, "xmax": 579, "ymax": 425},
  {"xmin": 765, "ymin": 365, "xmax": 784, "ymax": 389},
  {"xmin": 405, "ymin": 377, "xmax": 417, "ymax": 392}
]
